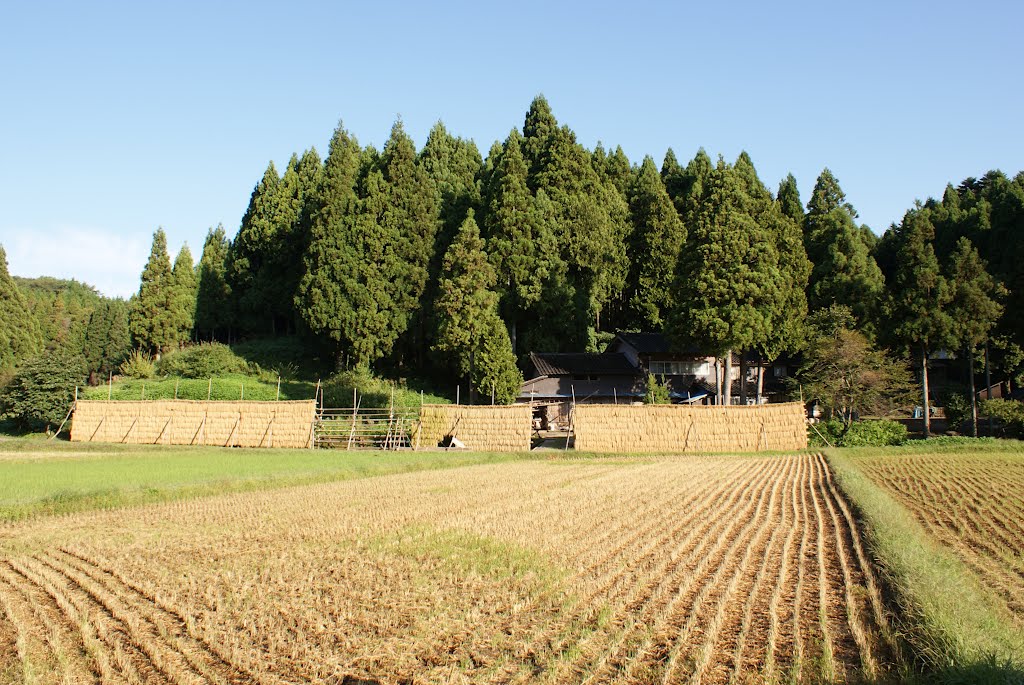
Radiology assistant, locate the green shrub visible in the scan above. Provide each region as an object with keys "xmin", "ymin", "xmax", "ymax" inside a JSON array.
[
  {"xmin": 808, "ymin": 419, "xmax": 845, "ymax": 447},
  {"xmin": 643, "ymin": 373, "xmax": 671, "ymax": 405},
  {"xmin": 156, "ymin": 342, "xmax": 251, "ymax": 379},
  {"xmin": 231, "ymin": 337, "xmax": 322, "ymax": 379},
  {"xmin": 841, "ymin": 419, "xmax": 908, "ymax": 446},
  {"xmin": 118, "ymin": 349, "xmax": 155, "ymax": 379},
  {"xmin": 939, "ymin": 388, "xmax": 971, "ymax": 432},
  {"xmin": 321, "ymin": 369, "xmax": 448, "ymax": 409},
  {"xmin": 0, "ymin": 349, "xmax": 87, "ymax": 432},
  {"xmin": 809, "ymin": 418, "xmax": 908, "ymax": 447},
  {"xmin": 980, "ymin": 398, "xmax": 1024, "ymax": 438}
]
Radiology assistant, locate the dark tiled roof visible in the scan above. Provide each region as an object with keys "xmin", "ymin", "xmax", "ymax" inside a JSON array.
[
  {"xmin": 615, "ymin": 332, "xmax": 703, "ymax": 356},
  {"xmin": 615, "ymin": 332, "xmax": 671, "ymax": 354},
  {"xmin": 530, "ymin": 352, "xmax": 638, "ymax": 377}
]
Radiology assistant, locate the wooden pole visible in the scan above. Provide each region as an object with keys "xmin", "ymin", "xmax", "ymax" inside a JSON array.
[
  {"xmin": 49, "ymin": 402, "xmax": 76, "ymax": 441},
  {"xmin": 208, "ymin": 377, "xmax": 212, "ymax": 400},
  {"xmin": 564, "ymin": 385, "xmax": 576, "ymax": 452},
  {"xmin": 174, "ymin": 379, "xmax": 179, "ymax": 400},
  {"xmin": 240, "ymin": 381, "xmax": 244, "ymax": 401},
  {"xmin": 456, "ymin": 385, "xmax": 460, "ymax": 406},
  {"xmin": 108, "ymin": 372, "xmax": 113, "ymax": 400},
  {"xmin": 276, "ymin": 377, "xmax": 281, "ymax": 401},
  {"xmin": 985, "ymin": 342, "xmax": 993, "ymax": 435},
  {"xmin": 141, "ymin": 383, "xmax": 145, "ymax": 400}
]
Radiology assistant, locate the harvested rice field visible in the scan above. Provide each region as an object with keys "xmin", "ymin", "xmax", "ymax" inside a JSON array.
[
  {"xmin": 850, "ymin": 449, "xmax": 1024, "ymax": 625},
  {"xmin": 0, "ymin": 453, "xmax": 894, "ymax": 684}
]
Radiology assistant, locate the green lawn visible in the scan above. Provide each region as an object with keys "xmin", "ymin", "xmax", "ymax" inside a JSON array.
[{"xmin": 0, "ymin": 437, "xmax": 535, "ymax": 521}]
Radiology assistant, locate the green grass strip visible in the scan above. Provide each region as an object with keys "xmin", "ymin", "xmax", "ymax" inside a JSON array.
[
  {"xmin": 0, "ymin": 438, "xmax": 538, "ymax": 522},
  {"xmin": 826, "ymin": 449, "xmax": 1024, "ymax": 675}
]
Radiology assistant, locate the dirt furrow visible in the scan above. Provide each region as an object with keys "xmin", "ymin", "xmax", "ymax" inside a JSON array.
[
  {"xmin": 0, "ymin": 559, "xmax": 107, "ymax": 684},
  {"xmin": 0, "ymin": 575, "xmax": 28, "ymax": 684},
  {"xmin": 793, "ymin": 453, "xmax": 824, "ymax": 682},
  {"xmin": 534, "ymin": 461, "xmax": 768, "ymax": 683},
  {"xmin": 12, "ymin": 554, "xmax": 171, "ymax": 684},
  {"xmin": 811, "ymin": 453, "xmax": 878, "ymax": 677},
  {"xmin": 726, "ymin": 455, "xmax": 804, "ymax": 684},
  {"xmin": 819, "ymin": 454, "xmax": 895, "ymax": 658},
  {"xmin": 42, "ymin": 548, "xmax": 257, "ymax": 685},
  {"xmin": 573, "ymin": 458, "xmax": 784, "ymax": 684},
  {"xmin": 622, "ymin": 457, "xmax": 786, "ymax": 682},
  {"xmin": 677, "ymin": 455, "xmax": 796, "ymax": 684}
]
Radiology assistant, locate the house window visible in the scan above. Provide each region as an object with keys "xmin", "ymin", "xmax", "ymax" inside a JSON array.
[{"xmin": 649, "ymin": 361, "xmax": 710, "ymax": 376}]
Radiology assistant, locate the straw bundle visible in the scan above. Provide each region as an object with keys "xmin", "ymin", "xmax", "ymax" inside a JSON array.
[
  {"xmin": 70, "ymin": 400, "xmax": 316, "ymax": 448},
  {"xmin": 572, "ymin": 402, "xmax": 807, "ymax": 453},
  {"xmin": 416, "ymin": 404, "xmax": 532, "ymax": 451}
]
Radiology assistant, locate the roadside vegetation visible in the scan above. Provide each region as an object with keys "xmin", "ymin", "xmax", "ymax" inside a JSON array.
[{"xmin": 828, "ymin": 444, "xmax": 1024, "ymax": 682}]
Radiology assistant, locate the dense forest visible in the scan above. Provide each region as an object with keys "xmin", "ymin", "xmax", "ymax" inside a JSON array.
[{"xmin": 1, "ymin": 95, "xmax": 1021, "ymax": 421}]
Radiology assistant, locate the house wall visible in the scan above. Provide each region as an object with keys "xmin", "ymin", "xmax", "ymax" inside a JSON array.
[
  {"xmin": 416, "ymin": 404, "xmax": 532, "ymax": 451},
  {"xmin": 70, "ymin": 400, "xmax": 316, "ymax": 448},
  {"xmin": 572, "ymin": 402, "xmax": 808, "ymax": 453}
]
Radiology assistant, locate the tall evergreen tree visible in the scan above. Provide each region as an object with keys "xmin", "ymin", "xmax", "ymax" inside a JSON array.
[
  {"xmin": 170, "ymin": 245, "xmax": 197, "ymax": 344},
  {"xmin": 379, "ymin": 120, "xmax": 442, "ymax": 365},
  {"xmin": 483, "ymin": 130, "xmax": 562, "ymax": 354},
  {"xmin": 229, "ymin": 161, "xmax": 287, "ymax": 333},
  {"xmin": 433, "ymin": 212, "xmax": 521, "ymax": 403},
  {"xmin": 82, "ymin": 301, "xmax": 109, "ymax": 374},
  {"xmin": 625, "ymin": 156, "xmax": 686, "ymax": 330},
  {"xmin": 295, "ymin": 123, "xmax": 364, "ymax": 363},
  {"xmin": 804, "ymin": 168, "xmax": 885, "ymax": 330},
  {"xmin": 777, "ymin": 174, "xmax": 805, "ymax": 225},
  {"xmin": 194, "ymin": 225, "xmax": 232, "ymax": 341},
  {"xmin": 533, "ymin": 124, "xmax": 630, "ymax": 346},
  {"xmin": 129, "ymin": 228, "xmax": 179, "ymax": 354},
  {"xmin": 101, "ymin": 299, "xmax": 131, "ymax": 374},
  {"xmin": 945, "ymin": 237, "xmax": 1004, "ymax": 436},
  {"xmin": 660, "ymin": 148, "xmax": 686, "ymax": 206},
  {"xmin": 521, "ymin": 94, "xmax": 558, "ymax": 186},
  {"xmin": 887, "ymin": 208, "xmax": 952, "ymax": 437},
  {"xmin": 419, "ymin": 122, "xmax": 482, "ymax": 259},
  {"xmin": 668, "ymin": 160, "xmax": 782, "ymax": 404},
  {"xmin": 0, "ymin": 245, "xmax": 41, "ymax": 370},
  {"xmin": 604, "ymin": 145, "xmax": 633, "ymax": 197}
]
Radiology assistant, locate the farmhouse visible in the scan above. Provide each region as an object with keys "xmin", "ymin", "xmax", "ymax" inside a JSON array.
[{"xmin": 519, "ymin": 332, "xmax": 797, "ymax": 428}]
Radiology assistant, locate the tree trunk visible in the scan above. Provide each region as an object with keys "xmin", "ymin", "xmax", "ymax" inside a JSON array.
[
  {"xmin": 714, "ymin": 358, "xmax": 722, "ymax": 405},
  {"xmin": 985, "ymin": 341, "xmax": 993, "ymax": 435},
  {"xmin": 968, "ymin": 343, "xmax": 978, "ymax": 438},
  {"xmin": 724, "ymin": 350, "xmax": 733, "ymax": 406},
  {"xmin": 510, "ymin": 319, "xmax": 517, "ymax": 359},
  {"xmin": 739, "ymin": 352, "xmax": 748, "ymax": 405},
  {"xmin": 756, "ymin": 355, "xmax": 764, "ymax": 405},
  {"xmin": 921, "ymin": 345, "xmax": 931, "ymax": 439}
]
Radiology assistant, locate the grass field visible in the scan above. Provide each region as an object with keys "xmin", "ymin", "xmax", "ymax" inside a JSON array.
[
  {"xmin": 0, "ymin": 451, "xmax": 893, "ymax": 683},
  {"xmin": 0, "ymin": 437, "xmax": 531, "ymax": 521},
  {"xmin": 828, "ymin": 443, "xmax": 1024, "ymax": 679}
]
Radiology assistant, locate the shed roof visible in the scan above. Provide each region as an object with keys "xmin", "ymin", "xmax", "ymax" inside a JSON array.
[{"xmin": 529, "ymin": 352, "xmax": 638, "ymax": 377}]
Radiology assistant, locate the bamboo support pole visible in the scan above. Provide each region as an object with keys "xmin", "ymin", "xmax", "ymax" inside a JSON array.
[{"xmin": 49, "ymin": 402, "xmax": 76, "ymax": 441}]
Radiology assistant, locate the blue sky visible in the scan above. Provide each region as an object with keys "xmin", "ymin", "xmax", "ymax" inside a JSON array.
[{"xmin": 1, "ymin": 1, "xmax": 1021, "ymax": 298}]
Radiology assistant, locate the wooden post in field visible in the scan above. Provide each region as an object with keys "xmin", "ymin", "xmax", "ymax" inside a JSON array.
[
  {"xmin": 108, "ymin": 372, "xmax": 113, "ymax": 400},
  {"xmin": 347, "ymin": 391, "xmax": 359, "ymax": 451},
  {"xmin": 174, "ymin": 379, "xmax": 179, "ymax": 400},
  {"xmin": 208, "ymin": 377, "xmax": 212, "ymax": 400},
  {"xmin": 141, "ymin": 383, "xmax": 145, "ymax": 400},
  {"xmin": 276, "ymin": 377, "xmax": 281, "ymax": 401},
  {"xmin": 565, "ymin": 385, "xmax": 576, "ymax": 452},
  {"xmin": 240, "ymin": 381, "xmax": 244, "ymax": 401},
  {"xmin": 456, "ymin": 385, "xmax": 460, "ymax": 406}
]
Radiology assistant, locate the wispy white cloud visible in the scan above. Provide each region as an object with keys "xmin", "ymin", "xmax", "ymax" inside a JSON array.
[{"xmin": 2, "ymin": 225, "xmax": 150, "ymax": 299}]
